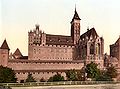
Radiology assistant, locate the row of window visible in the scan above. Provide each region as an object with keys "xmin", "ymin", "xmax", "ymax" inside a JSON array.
[
  {"xmin": 33, "ymin": 48, "xmax": 72, "ymax": 54},
  {"xmin": 34, "ymin": 57, "xmax": 72, "ymax": 59},
  {"xmin": 29, "ymin": 43, "xmax": 73, "ymax": 48},
  {"xmin": 17, "ymin": 72, "xmax": 63, "ymax": 74},
  {"xmin": 13, "ymin": 62, "xmax": 80, "ymax": 64}
]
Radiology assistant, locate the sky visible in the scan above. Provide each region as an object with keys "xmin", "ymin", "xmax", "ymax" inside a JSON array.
[{"xmin": 0, "ymin": 0, "xmax": 120, "ymax": 55}]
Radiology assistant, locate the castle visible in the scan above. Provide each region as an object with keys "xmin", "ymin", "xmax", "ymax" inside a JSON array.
[{"xmin": 0, "ymin": 8, "xmax": 118, "ymax": 82}]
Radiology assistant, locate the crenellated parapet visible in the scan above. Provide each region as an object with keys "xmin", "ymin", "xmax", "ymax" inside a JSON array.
[{"xmin": 8, "ymin": 59, "xmax": 83, "ymax": 82}]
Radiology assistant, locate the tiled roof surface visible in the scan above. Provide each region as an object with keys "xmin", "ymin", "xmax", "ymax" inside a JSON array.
[{"xmin": 46, "ymin": 34, "xmax": 74, "ymax": 46}]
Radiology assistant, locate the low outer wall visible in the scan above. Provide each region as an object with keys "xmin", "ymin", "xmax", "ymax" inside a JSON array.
[
  {"xmin": 11, "ymin": 84, "xmax": 120, "ymax": 89},
  {"xmin": 8, "ymin": 60, "xmax": 83, "ymax": 82}
]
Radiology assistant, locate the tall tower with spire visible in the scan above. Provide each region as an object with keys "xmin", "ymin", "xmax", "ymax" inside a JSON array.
[{"xmin": 71, "ymin": 7, "xmax": 81, "ymax": 44}]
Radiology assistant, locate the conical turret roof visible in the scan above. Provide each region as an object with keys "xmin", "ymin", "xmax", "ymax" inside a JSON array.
[
  {"xmin": 72, "ymin": 8, "xmax": 81, "ymax": 22},
  {"xmin": 1, "ymin": 39, "xmax": 10, "ymax": 50}
]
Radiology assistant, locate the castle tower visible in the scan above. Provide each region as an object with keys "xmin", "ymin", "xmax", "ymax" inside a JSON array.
[
  {"xmin": 0, "ymin": 39, "xmax": 10, "ymax": 67},
  {"xmin": 28, "ymin": 24, "xmax": 42, "ymax": 60},
  {"xmin": 71, "ymin": 7, "xmax": 81, "ymax": 44}
]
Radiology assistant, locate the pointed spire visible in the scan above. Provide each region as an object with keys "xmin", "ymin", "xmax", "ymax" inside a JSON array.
[
  {"xmin": 1, "ymin": 39, "xmax": 10, "ymax": 50},
  {"xmin": 71, "ymin": 5, "xmax": 81, "ymax": 22},
  {"xmin": 75, "ymin": 4, "xmax": 76, "ymax": 12}
]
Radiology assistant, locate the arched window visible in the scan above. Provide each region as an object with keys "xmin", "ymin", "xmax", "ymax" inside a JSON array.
[
  {"xmin": 96, "ymin": 43, "xmax": 100, "ymax": 55},
  {"xmin": 90, "ymin": 44, "xmax": 94, "ymax": 54}
]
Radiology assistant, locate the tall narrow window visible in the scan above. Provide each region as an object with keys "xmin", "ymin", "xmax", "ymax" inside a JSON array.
[
  {"xmin": 90, "ymin": 44, "xmax": 94, "ymax": 54},
  {"xmin": 96, "ymin": 43, "xmax": 100, "ymax": 55}
]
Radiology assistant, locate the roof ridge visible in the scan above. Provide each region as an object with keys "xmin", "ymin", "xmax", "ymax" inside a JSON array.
[
  {"xmin": 13, "ymin": 48, "xmax": 23, "ymax": 56},
  {"xmin": 80, "ymin": 27, "xmax": 98, "ymax": 40}
]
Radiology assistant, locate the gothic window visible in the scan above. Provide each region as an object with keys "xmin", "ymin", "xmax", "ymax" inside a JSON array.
[
  {"xmin": 90, "ymin": 44, "xmax": 94, "ymax": 54},
  {"xmin": 96, "ymin": 43, "xmax": 100, "ymax": 55}
]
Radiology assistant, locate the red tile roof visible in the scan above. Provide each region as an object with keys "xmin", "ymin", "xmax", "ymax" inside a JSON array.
[{"xmin": 46, "ymin": 34, "xmax": 74, "ymax": 46}]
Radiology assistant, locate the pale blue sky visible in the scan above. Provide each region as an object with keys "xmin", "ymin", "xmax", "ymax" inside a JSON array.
[{"xmin": 0, "ymin": 0, "xmax": 120, "ymax": 55}]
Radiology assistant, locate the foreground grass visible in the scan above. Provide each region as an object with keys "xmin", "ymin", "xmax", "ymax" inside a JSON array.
[{"xmin": 0, "ymin": 81, "xmax": 120, "ymax": 87}]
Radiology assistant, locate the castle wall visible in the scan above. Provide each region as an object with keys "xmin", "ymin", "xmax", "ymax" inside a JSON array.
[
  {"xmin": 15, "ymin": 71, "xmax": 66, "ymax": 82},
  {"xmin": 8, "ymin": 60, "xmax": 83, "ymax": 71},
  {"xmin": 8, "ymin": 60, "xmax": 83, "ymax": 81},
  {"xmin": 29, "ymin": 44, "xmax": 74, "ymax": 61}
]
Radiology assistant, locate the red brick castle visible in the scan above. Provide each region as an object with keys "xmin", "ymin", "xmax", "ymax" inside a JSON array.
[{"xmin": 0, "ymin": 8, "xmax": 115, "ymax": 82}]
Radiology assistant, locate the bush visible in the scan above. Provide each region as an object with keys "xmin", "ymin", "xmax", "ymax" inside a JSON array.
[
  {"xmin": 25, "ymin": 73, "xmax": 36, "ymax": 82},
  {"xmin": 65, "ymin": 69, "xmax": 77, "ymax": 81},
  {"xmin": 96, "ymin": 74, "xmax": 113, "ymax": 81},
  {"xmin": 0, "ymin": 66, "xmax": 17, "ymax": 83},
  {"xmin": 85, "ymin": 62, "xmax": 100, "ymax": 79},
  {"xmin": 48, "ymin": 73, "xmax": 64, "ymax": 82}
]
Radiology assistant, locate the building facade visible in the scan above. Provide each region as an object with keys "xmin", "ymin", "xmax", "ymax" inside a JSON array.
[
  {"xmin": 0, "ymin": 8, "xmax": 104, "ymax": 82},
  {"xmin": 110, "ymin": 37, "xmax": 120, "ymax": 61}
]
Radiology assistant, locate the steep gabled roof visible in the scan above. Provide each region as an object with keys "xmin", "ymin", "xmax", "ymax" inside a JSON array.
[
  {"xmin": 1, "ymin": 39, "xmax": 10, "ymax": 50},
  {"xmin": 80, "ymin": 28, "xmax": 98, "ymax": 40},
  {"xmin": 13, "ymin": 48, "xmax": 23, "ymax": 57},
  {"xmin": 115, "ymin": 36, "xmax": 120, "ymax": 45}
]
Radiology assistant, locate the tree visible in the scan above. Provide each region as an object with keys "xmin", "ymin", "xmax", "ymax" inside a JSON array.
[
  {"xmin": 76, "ymin": 69, "xmax": 85, "ymax": 81},
  {"xmin": 95, "ymin": 70, "xmax": 112, "ymax": 81},
  {"xmin": 95, "ymin": 66, "xmax": 117, "ymax": 81},
  {"xmin": 47, "ymin": 76, "xmax": 53, "ymax": 82},
  {"xmin": 0, "ymin": 66, "xmax": 17, "ymax": 83},
  {"xmin": 106, "ymin": 66, "xmax": 117, "ymax": 78},
  {"xmin": 85, "ymin": 62, "xmax": 100, "ymax": 80},
  {"xmin": 65, "ymin": 69, "xmax": 77, "ymax": 81},
  {"xmin": 25, "ymin": 73, "xmax": 36, "ymax": 82},
  {"xmin": 65, "ymin": 69, "xmax": 85, "ymax": 81},
  {"xmin": 96, "ymin": 74, "xmax": 112, "ymax": 81},
  {"xmin": 48, "ymin": 73, "xmax": 64, "ymax": 82}
]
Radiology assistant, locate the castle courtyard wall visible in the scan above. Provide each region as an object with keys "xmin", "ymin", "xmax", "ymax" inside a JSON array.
[
  {"xmin": 8, "ymin": 59, "xmax": 84, "ymax": 82},
  {"xmin": 29, "ymin": 44, "xmax": 74, "ymax": 61}
]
